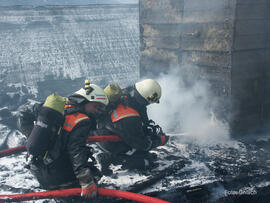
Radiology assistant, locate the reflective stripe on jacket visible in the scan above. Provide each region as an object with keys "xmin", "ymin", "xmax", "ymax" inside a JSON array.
[
  {"xmin": 63, "ymin": 112, "xmax": 89, "ymax": 132},
  {"xmin": 111, "ymin": 104, "xmax": 140, "ymax": 123}
]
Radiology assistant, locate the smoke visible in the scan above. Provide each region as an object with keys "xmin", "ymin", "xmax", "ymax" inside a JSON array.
[{"xmin": 148, "ymin": 65, "xmax": 230, "ymax": 145}]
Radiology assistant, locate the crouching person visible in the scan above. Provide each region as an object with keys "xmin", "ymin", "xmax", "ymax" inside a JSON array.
[
  {"xmin": 93, "ymin": 79, "xmax": 169, "ymax": 175},
  {"xmin": 25, "ymin": 80, "xmax": 108, "ymax": 201}
]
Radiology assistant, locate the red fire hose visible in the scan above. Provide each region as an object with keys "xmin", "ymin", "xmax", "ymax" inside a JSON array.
[
  {"xmin": 0, "ymin": 135, "xmax": 167, "ymax": 158},
  {"xmin": 87, "ymin": 135, "xmax": 122, "ymax": 143},
  {"xmin": 0, "ymin": 187, "xmax": 170, "ymax": 203},
  {"xmin": 0, "ymin": 135, "xmax": 123, "ymax": 158},
  {"xmin": 0, "ymin": 145, "xmax": 26, "ymax": 158}
]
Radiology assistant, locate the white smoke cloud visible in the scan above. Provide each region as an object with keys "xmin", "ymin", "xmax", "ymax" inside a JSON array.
[{"xmin": 148, "ymin": 65, "xmax": 230, "ymax": 145}]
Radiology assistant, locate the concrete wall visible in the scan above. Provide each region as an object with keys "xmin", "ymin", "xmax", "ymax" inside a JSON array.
[
  {"xmin": 140, "ymin": 0, "xmax": 270, "ymax": 135},
  {"xmin": 0, "ymin": 5, "xmax": 139, "ymax": 99},
  {"xmin": 139, "ymin": 0, "xmax": 183, "ymax": 76},
  {"xmin": 180, "ymin": 0, "xmax": 235, "ymax": 121}
]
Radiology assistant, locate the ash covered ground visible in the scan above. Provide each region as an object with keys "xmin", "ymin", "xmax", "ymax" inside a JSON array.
[{"xmin": 0, "ymin": 83, "xmax": 270, "ymax": 203}]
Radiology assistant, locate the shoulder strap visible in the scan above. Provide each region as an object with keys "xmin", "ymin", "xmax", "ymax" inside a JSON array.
[
  {"xmin": 111, "ymin": 104, "xmax": 140, "ymax": 123},
  {"xmin": 63, "ymin": 112, "xmax": 89, "ymax": 132}
]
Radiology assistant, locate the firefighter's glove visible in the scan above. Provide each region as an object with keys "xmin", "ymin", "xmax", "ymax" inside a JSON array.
[{"xmin": 77, "ymin": 168, "xmax": 98, "ymax": 199}]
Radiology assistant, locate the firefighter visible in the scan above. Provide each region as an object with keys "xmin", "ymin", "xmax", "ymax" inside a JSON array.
[
  {"xmin": 93, "ymin": 79, "xmax": 169, "ymax": 175},
  {"xmin": 26, "ymin": 80, "xmax": 108, "ymax": 200}
]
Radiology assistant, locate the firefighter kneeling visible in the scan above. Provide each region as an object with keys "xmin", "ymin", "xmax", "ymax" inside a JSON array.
[
  {"xmin": 26, "ymin": 80, "xmax": 108, "ymax": 201},
  {"xmin": 93, "ymin": 79, "xmax": 169, "ymax": 175}
]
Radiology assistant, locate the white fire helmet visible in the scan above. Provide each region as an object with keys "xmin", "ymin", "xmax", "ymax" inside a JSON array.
[
  {"xmin": 135, "ymin": 79, "xmax": 161, "ymax": 104},
  {"xmin": 74, "ymin": 81, "xmax": 109, "ymax": 106}
]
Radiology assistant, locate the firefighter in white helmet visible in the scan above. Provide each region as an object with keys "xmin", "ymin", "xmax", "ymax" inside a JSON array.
[
  {"xmin": 94, "ymin": 79, "xmax": 169, "ymax": 175},
  {"xmin": 68, "ymin": 82, "xmax": 109, "ymax": 117},
  {"xmin": 27, "ymin": 80, "xmax": 108, "ymax": 201},
  {"xmin": 135, "ymin": 78, "xmax": 162, "ymax": 104}
]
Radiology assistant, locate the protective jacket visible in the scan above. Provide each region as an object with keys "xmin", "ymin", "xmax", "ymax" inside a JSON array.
[
  {"xmin": 96, "ymin": 93, "xmax": 152, "ymax": 155},
  {"xmin": 28, "ymin": 103, "xmax": 97, "ymax": 189}
]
